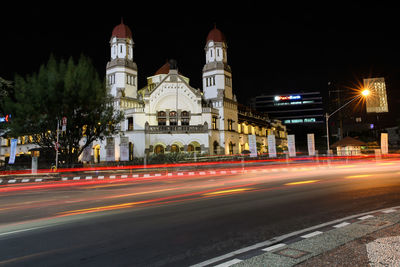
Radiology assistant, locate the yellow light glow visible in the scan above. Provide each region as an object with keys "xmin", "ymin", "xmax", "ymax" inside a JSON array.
[
  {"xmin": 203, "ymin": 188, "xmax": 253, "ymax": 196},
  {"xmin": 345, "ymin": 174, "xmax": 371, "ymax": 179},
  {"xmin": 284, "ymin": 180, "xmax": 320, "ymax": 186},
  {"xmin": 362, "ymin": 89, "xmax": 370, "ymax": 96}
]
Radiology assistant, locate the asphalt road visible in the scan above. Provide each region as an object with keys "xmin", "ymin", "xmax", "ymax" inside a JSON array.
[{"xmin": 0, "ymin": 160, "xmax": 400, "ymax": 266}]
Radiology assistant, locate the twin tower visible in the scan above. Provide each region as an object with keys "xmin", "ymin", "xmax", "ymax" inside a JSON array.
[{"xmin": 106, "ymin": 21, "xmax": 234, "ymax": 102}]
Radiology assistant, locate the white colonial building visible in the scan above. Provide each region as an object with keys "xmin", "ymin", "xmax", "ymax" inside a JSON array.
[
  {"xmin": 0, "ymin": 22, "xmax": 287, "ymax": 164},
  {"xmin": 89, "ymin": 22, "xmax": 287, "ymax": 162}
]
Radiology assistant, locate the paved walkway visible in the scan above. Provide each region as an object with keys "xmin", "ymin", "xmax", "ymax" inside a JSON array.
[{"xmin": 221, "ymin": 207, "xmax": 400, "ymax": 266}]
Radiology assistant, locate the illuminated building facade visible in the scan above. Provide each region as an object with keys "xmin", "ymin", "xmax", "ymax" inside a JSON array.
[
  {"xmin": 364, "ymin": 77, "xmax": 389, "ymax": 113},
  {"xmin": 88, "ymin": 22, "xmax": 287, "ymax": 161},
  {"xmin": 250, "ymin": 92, "xmax": 324, "ymax": 125}
]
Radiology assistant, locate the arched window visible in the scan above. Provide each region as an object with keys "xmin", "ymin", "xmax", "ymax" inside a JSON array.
[
  {"xmin": 157, "ymin": 111, "xmax": 166, "ymax": 126},
  {"xmin": 171, "ymin": 144, "xmax": 180, "ymax": 153},
  {"xmin": 187, "ymin": 144, "xmax": 194, "ymax": 152},
  {"xmin": 154, "ymin": 145, "xmax": 164, "ymax": 154},
  {"xmin": 169, "ymin": 111, "xmax": 177, "ymax": 126},
  {"xmin": 181, "ymin": 110, "xmax": 190, "ymax": 125}
]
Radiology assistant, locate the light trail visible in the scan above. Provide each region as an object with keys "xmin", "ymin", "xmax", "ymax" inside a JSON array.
[
  {"xmin": 202, "ymin": 188, "xmax": 254, "ymax": 196},
  {"xmin": 284, "ymin": 180, "xmax": 320, "ymax": 186},
  {"xmin": 56, "ymin": 183, "xmax": 257, "ymax": 217},
  {"xmin": 345, "ymin": 174, "xmax": 372, "ymax": 179}
]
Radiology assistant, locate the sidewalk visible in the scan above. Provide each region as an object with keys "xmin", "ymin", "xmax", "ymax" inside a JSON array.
[{"xmin": 232, "ymin": 208, "xmax": 400, "ymax": 266}]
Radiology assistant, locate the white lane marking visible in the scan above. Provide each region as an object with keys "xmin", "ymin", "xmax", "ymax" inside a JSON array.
[
  {"xmin": 167, "ymin": 173, "xmax": 172, "ymax": 176},
  {"xmin": 62, "ymin": 177, "xmax": 68, "ymax": 181},
  {"xmin": 85, "ymin": 176, "xmax": 92, "ymax": 180},
  {"xmin": 133, "ymin": 174, "xmax": 139, "ymax": 178},
  {"xmin": 214, "ymin": 259, "xmax": 242, "ymax": 267},
  {"xmin": 382, "ymin": 209, "xmax": 396, "ymax": 213},
  {"xmin": 358, "ymin": 215, "xmax": 374, "ymax": 220},
  {"xmin": 220, "ymin": 171, "xmax": 227, "ymax": 174},
  {"xmin": 199, "ymin": 172, "xmax": 206, "ymax": 175},
  {"xmin": 109, "ymin": 175, "xmax": 116, "ymax": 179},
  {"xmin": 191, "ymin": 205, "xmax": 400, "ymax": 267},
  {"xmin": 0, "ymin": 226, "xmax": 45, "ymax": 237},
  {"xmin": 178, "ymin": 173, "xmax": 184, "ymax": 176},
  {"xmin": 73, "ymin": 177, "xmax": 80, "ymax": 180},
  {"xmin": 262, "ymin": 243, "xmax": 286, "ymax": 252},
  {"xmin": 333, "ymin": 222, "xmax": 350, "ymax": 228},
  {"xmin": 21, "ymin": 179, "xmax": 30, "ymax": 183},
  {"xmin": 97, "ymin": 176, "xmax": 104, "ymax": 179},
  {"xmin": 301, "ymin": 231, "xmax": 323, "ymax": 239},
  {"xmin": 209, "ymin": 171, "xmax": 216, "ymax": 174},
  {"xmin": 143, "ymin": 174, "xmax": 150, "ymax": 178},
  {"xmin": 8, "ymin": 179, "xmax": 16, "ymax": 183},
  {"xmin": 35, "ymin": 178, "xmax": 43, "ymax": 182},
  {"xmin": 121, "ymin": 175, "xmax": 128, "ymax": 178},
  {"xmin": 231, "ymin": 170, "xmax": 237, "ymax": 174},
  {"xmin": 155, "ymin": 173, "xmax": 161, "ymax": 177},
  {"xmin": 189, "ymin": 172, "xmax": 195, "ymax": 175}
]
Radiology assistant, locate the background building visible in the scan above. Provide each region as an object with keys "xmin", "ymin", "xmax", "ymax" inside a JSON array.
[
  {"xmin": 250, "ymin": 91, "xmax": 324, "ymax": 152},
  {"xmin": 250, "ymin": 92, "xmax": 324, "ymax": 125}
]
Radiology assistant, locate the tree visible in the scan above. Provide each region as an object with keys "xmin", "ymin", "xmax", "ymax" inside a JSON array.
[{"xmin": 3, "ymin": 55, "xmax": 124, "ymax": 166}]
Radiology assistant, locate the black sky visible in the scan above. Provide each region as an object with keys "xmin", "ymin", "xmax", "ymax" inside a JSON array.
[{"xmin": 1, "ymin": 2, "xmax": 399, "ymax": 111}]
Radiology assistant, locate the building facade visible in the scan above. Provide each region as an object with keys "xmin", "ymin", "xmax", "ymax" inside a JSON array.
[
  {"xmin": 250, "ymin": 92, "xmax": 324, "ymax": 125},
  {"xmin": 92, "ymin": 22, "xmax": 287, "ymax": 161}
]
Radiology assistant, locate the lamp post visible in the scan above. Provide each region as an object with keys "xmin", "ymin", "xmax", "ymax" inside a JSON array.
[{"xmin": 325, "ymin": 89, "xmax": 370, "ymax": 155}]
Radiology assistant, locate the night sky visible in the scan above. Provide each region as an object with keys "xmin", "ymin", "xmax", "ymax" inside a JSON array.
[{"xmin": 1, "ymin": 3, "xmax": 399, "ymax": 115}]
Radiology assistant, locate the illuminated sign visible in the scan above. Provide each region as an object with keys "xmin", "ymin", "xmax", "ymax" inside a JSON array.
[
  {"xmin": 0, "ymin": 114, "xmax": 11, "ymax": 123},
  {"xmin": 283, "ymin": 118, "xmax": 316, "ymax": 124},
  {"xmin": 364, "ymin": 77, "xmax": 388, "ymax": 113},
  {"xmin": 274, "ymin": 95, "xmax": 302, "ymax": 101}
]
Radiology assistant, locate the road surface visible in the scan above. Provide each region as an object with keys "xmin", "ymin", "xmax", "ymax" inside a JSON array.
[{"xmin": 0, "ymin": 159, "xmax": 399, "ymax": 266}]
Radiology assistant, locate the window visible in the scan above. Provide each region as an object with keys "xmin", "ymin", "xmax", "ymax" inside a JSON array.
[
  {"xmin": 171, "ymin": 144, "xmax": 180, "ymax": 153},
  {"xmin": 108, "ymin": 74, "xmax": 115, "ymax": 85},
  {"xmin": 228, "ymin": 119, "xmax": 233, "ymax": 131},
  {"xmin": 213, "ymin": 141, "xmax": 219, "ymax": 155},
  {"xmin": 157, "ymin": 111, "xmax": 166, "ymax": 126},
  {"xmin": 169, "ymin": 111, "xmax": 177, "ymax": 126},
  {"xmin": 229, "ymin": 142, "xmax": 234, "ymax": 155},
  {"xmin": 154, "ymin": 145, "xmax": 164, "ymax": 154},
  {"xmin": 225, "ymin": 75, "xmax": 231, "ymax": 87},
  {"xmin": 127, "ymin": 117, "xmax": 133, "ymax": 131},
  {"xmin": 212, "ymin": 116, "xmax": 217, "ymax": 130},
  {"xmin": 181, "ymin": 111, "xmax": 190, "ymax": 126}
]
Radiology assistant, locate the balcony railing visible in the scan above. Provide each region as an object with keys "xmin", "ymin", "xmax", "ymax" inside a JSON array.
[{"xmin": 145, "ymin": 123, "xmax": 208, "ymax": 134}]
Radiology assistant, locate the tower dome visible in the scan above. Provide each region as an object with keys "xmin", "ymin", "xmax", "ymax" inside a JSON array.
[
  {"xmin": 111, "ymin": 19, "xmax": 132, "ymax": 38},
  {"xmin": 206, "ymin": 25, "xmax": 226, "ymax": 42}
]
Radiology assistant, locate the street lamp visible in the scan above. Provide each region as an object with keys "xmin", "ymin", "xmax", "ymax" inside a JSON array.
[{"xmin": 325, "ymin": 89, "xmax": 369, "ymax": 155}]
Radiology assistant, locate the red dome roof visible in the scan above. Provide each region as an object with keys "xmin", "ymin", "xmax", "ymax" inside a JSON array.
[
  {"xmin": 206, "ymin": 25, "xmax": 226, "ymax": 42},
  {"xmin": 111, "ymin": 20, "xmax": 132, "ymax": 38},
  {"xmin": 154, "ymin": 60, "xmax": 181, "ymax": 75},
  {"xmin": 154, "ymin": 61, "xmax": 170, "ymax": 75}
]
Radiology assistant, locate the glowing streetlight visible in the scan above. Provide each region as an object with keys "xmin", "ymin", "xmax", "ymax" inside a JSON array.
[
  {"xmin": 325, "ymin": 90, "xmax": 369, "ymax": 155},
  {"xmin": 361, "ymin": 89, "xmax": 370, "ymax": 96}
]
